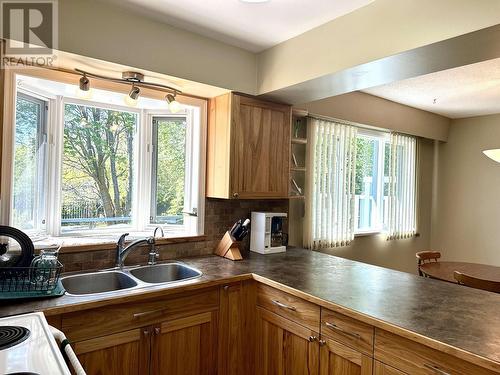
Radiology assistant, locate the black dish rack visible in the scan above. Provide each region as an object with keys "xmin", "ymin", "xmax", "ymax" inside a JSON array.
[{"xmin": 0, "ymin": 261, "xmax": 65, "ymax": 299}]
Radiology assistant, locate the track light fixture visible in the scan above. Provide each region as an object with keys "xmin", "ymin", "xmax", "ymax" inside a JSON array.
[
  {"xmin": 75, "ymin": 68, "xmax": 182, "ymax": 108},
  {"xmin": 165, "ymin": 93, "xmax": 181, "ymax": 113}
]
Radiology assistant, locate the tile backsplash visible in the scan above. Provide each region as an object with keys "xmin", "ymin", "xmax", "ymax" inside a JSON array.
[{"xmin": 59, "ymin": 198, "xmax": 289, "ymax": 272}]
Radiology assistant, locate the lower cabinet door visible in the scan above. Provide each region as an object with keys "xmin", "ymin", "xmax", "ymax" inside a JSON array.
[
  {"xmin": 256, "ymin": 307, "xmax": 319, "ymax": 375},
  {"xmin": 74, "ymin": 328, "xmax": 150, "ymax": 375},
  {"xmin": 319, "ymin": 336, "xmax": 373, "ymax": 375},
  {"xmin": 151, "ymin": 311, "xmax": 218, "ymax": 375}
]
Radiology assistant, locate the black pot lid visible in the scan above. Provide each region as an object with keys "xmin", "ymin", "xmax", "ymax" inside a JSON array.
[{"xmin": 0, "ymin": 226, "xmax": 34, "ymax": 267}]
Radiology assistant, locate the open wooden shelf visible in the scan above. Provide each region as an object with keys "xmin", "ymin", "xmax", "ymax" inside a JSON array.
[
  {"xmin": 291, "ymin": 138, "xmax": 307, "ymax": 145},
  {"xmin": 288, "ymin": 195, "xmax": 305, "ymax": 199},
  {"xmin": 291, "ymin": 167, "xmax": 306, "ymax": 172}
]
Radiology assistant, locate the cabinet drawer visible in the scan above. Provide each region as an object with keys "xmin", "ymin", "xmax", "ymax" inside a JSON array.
[
  {"xmin": 62, "ymin": 288, "xmax": 219, "ymax": 341},
  {"xmin": 374, "ymin": 360, "xmax": 407, "ymax": 375},
  {"xmin": 375, "ymin": 329, "xmax": 496, "ymax": 375},
  {"xmin": 321, "ymin": 307, "xmax": 374, "ymax": 355},
  {"xmin": 257, "ymin": 284, "xmax": 320, "ymax": 331}
]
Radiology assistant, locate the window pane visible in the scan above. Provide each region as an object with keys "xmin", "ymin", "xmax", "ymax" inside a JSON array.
[
  {"xmin": 151, "ymin": 117, "xmax": 186, "ymax": 227},
  {"xmin": 61, "ymin": 104, "xmax": 137, "ymax": 233},
  {"xmin": 383, "ymin": 142, "xmax": 391, "ymax": 228},
  {"xmin": 13, "ymin": 94, "xmax": 46, "ymax": 230},
  {"xmin": 355, "ymin": 136, "xmax": 379, "ymax": 232}
]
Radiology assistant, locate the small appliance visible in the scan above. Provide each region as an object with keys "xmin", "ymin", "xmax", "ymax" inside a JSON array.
[{"xmin": 250, "ymin": 212, "xmax": 287, "ymax": 254}]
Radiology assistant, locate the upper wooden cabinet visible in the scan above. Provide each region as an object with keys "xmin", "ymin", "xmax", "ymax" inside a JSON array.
[{"xmin": 207, "ymin": 93, "xmax": 291, "ymax": 199}]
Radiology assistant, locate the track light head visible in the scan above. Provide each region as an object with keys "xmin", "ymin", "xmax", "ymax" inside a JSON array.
[
  {"xmin": 128, "ymin": 84, "xmax": 140, "ymax": 100},
  {"xmin": 79, "ymin": 75, "xmax": 90, "ymax": 91},
  {"xmin": 165, "ymin": 93, "xmax": 181, "ymax": 113}
]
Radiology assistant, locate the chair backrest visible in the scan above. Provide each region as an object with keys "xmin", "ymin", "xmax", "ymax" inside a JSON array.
[
  {"xmin": 416, "ymin": 251, "xmax": 441, "ymax": 276},
  {"xmin": 454, "ymin": 271, "xmax": 500, "ymax": 293}
]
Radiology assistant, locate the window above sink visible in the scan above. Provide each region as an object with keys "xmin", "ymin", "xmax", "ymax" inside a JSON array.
[{"xmin": 1, "ymin": 70, "xmax": 207, "ymax": 241}]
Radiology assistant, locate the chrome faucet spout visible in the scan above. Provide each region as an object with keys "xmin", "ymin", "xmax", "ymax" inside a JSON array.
[{"xmin": 115, "ymin": 234, "xmax": 155, "ymax": 268}]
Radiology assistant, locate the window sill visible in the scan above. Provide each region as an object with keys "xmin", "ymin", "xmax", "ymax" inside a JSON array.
[
  {"xmin": 33, "ymin": 234, "xmax": 207, "ymax": 254},
  {"xmin": 354, "ymin": 230, "xmax": 382, "ymax": 238}
]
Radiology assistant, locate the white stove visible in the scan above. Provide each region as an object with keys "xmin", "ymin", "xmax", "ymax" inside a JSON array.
[{"xmin": 0, "ymin": 312, "xmax": 79, "ymax": 375}]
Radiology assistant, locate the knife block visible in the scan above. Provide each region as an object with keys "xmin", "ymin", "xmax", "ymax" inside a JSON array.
[{"xmin": 214, "ymin": 231, "xmax": 243, "ymax": 261}]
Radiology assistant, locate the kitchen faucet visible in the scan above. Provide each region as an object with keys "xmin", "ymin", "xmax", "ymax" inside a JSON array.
[{"xmin": 115, "ymin": 227, "xmax": 165, "ymax": 268}]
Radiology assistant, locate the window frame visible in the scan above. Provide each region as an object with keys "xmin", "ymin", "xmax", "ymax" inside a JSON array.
[
  {"xmin": 1, "ymin": 70, "xmax": 207, "ymax": 240},
  {"xmin": 146, "ymin": 112, "xmax": 200, "ymax": 236},
  {"xmin": 354, "ymin": 128, "xmax": 390, "ymax": 236},
  {"xmin": 11, "ymin": 91, "xmax": 49, "ymax": 234}
]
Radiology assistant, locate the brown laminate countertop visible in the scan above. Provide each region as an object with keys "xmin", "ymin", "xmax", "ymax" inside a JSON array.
[{"xmin": 1, "ymin": 248, "xmax": 500, "ymax": 370}]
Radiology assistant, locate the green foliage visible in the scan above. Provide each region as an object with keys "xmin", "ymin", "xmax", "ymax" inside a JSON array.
[
  {"xmin": 12, "ymin": 97, "xmax": 40, "ymax": 229},
  {"xmin": 355, "ymin": 137, "xmax": 375, "ymax": 194},
  {"xmin": 14, "ymin": 97, "xmax": 188, "ymax": 230},
  {"xmin": 154, "ymin": 119, "xmax": 186, "ymax": 218},
  {"xmin": 62, "ymin": 104, "xmax": 136, "ymax": 224}
]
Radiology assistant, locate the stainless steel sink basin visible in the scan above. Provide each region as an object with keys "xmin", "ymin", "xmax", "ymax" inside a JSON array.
[
  {"xmin": 129, "ymin": 263, "xmax": 202, "ymax": 284},
  {"xmin": 61, "ymin": 271, "xmax": 138, "ymax": 295}
]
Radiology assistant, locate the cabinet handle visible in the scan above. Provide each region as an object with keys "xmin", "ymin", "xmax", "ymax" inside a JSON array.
[
  {"xmin": 423, "ymin": 363, "xmax": 451, "ymax": 375},
  {"xmin": 308, "ymin": 336, "xmax": 317, "ymax": 342},
  {"xmin": 324, "ymin": 321, "xmax": 361, "ymax": 339},
  {"xmin": 318, "ymin": 339, "xmax": 326, "ymax": 346},
  {"xmin": 133, "ymin": 309, "xmax": 165, "ymax": 320},
  {"xmin": 232, "ymin": 192, "xmax": 239, "ymax": 198},
  {"xmin": 154, "ymin": 327, "xmax": 161, "ymax": 335},
  {"xmin": 223, "ymin": 285, "xmax": 230, "ymax": 291},
  {"xmin": 143, "ymin": 330, "xmax": 149, "ymax": 336},
  {"xmin": 271, "ymin": 300, "xmax": 297, "ymax": 311}
]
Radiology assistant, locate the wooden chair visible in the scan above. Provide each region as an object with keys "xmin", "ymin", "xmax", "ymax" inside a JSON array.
[
  {"xmin": 454, "ymin": 271, "xmax": 500, "ymax": 293},
  {"xmin": 416, "ymin": 251, "xmax": 441, "ymax": 276}
]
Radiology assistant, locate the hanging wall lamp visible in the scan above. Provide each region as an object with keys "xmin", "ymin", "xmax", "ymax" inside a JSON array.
[
  {"xmin": 75, "ymin": 68, "xmax": 182, "ymax": 110},
  {"xmin": 483, "ymin": 149, "xmax": 500, "ymax": 163}
]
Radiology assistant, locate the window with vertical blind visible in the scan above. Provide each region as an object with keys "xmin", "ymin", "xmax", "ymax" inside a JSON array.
[{"xmin": 305, "ymin": 117, "xmax": 418, "ymax": 249}]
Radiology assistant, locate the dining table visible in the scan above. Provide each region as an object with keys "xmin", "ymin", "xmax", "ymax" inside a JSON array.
[{"xmin": 419, "ymin": 261, "xmax": 500, "ymax": 283}]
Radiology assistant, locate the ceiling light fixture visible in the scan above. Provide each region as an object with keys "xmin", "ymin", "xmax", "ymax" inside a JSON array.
[
  {"xmin": 483, "ymin": 149, "xmax": 500, "ymax": 163},
  {"xmin": 165, "ymin": 93, "xmax": 181, "ymax": 113}
]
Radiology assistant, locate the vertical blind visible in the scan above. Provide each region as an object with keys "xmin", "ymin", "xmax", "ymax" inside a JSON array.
[
  {"xmin": 304, "ymin": 118, "xmax": 357, "ymax": 249},
  {"xmin": 386, "ymin": 133, "xmax": 418, "ymax": 239}
]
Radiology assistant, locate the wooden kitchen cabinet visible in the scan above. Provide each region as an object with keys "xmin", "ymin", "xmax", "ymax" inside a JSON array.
[
  {"xmin": 256, "ymin": 306, "xmax": 319, "ymax": 375},
  {"xmin": 319, "ymin": 336, "xmax": 373, "ymax": 375},
  {"xmin": 74, "ymin": 328, "xmax": 150, "ymax": 375},
  {"xmin": 207, "ymin": 92, "xmax": 291, "ymax": 199},
  {"xmin": 218, "ymin": 281, "xmax": 257, "ymax": 375},
  {"xmin": 150, "ymin": 311, "xmax": 218, "ymax": 375},
  {"xmin": 63, "ymin": 288, "xmax": 219, "ymax": 375}
]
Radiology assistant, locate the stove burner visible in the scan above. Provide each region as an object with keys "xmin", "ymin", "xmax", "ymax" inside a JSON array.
[{"xmin": 0, "ymin": 326, "xmax": 30, "ymax": 350}]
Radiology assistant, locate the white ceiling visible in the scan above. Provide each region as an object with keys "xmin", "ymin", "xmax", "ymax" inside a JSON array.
[
  {"xmin": 363, "ymin": 58, "xmax": 500, "ymax": 119},
  {"xmin": 102, "ymin": 0, "xmax": 375, "ymax": 52}
]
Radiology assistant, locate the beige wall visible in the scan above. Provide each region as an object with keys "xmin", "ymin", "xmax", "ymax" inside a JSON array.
[
  {"xmin": 257, "ymin": 0, "xmax": 500, "ymax": 94},
  {"xmin": 300, "ymin": 92, "xmax": 450, "ymax": 141},
  {"xmin": 431, "ymin": 114, "xmax": 500, "ymax": 267},
  {"xmin": 58, "ymin": 0, "xmax": 256, "ymax": 93}
]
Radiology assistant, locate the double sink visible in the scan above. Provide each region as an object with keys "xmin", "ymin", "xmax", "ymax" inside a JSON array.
[{"xmin": 61, "ymin": 263, "xmax": 202, "ymax": 296}]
